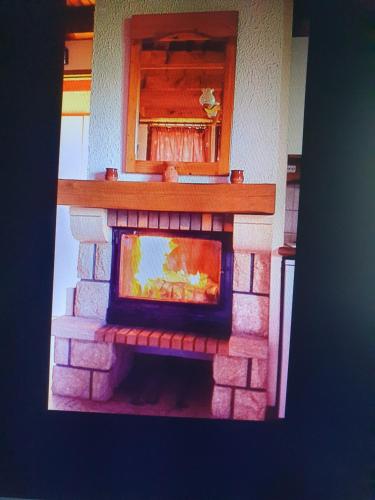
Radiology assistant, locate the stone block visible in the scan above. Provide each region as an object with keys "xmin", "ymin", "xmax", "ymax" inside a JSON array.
[
  {"xmin": 229, "ymin": 335, "xmax": 268, "ymax": 359},
  {"xmin": 77, "ymin": 243, "xmax": 94, "ymax": 279},
  {"xmin": 54, "ymin": 337, "xmax": 70, "ymax": 365},
  {"xmin": 233, "ymin": 252, "xmax": 251, "ymax": 292},
  {"xmin": 52, "ymin": 365, "xmax": 90, "ymax": 399},
  {"xmin": 74, "ymin": 281, "xmax": 109, "ymax": 319},
  {"xmin": 94, "ymin": 243, "xmax": 112, "ymax": 281},
  {"xmin": 92, "ymin": 371, "xmax": 114, "ymax": 401},
  {"xmin": 233, "ymin": 215, "xmax": 273, "ymax": 225},
  {"xmin": 51, "ymin": 316, "xmax": 105, "ymax": 341},
  {"xmin": 253, "ymin": 253, "xmax": 271, "ymax": 294},
  {"xmin": 251, "ymin": 358, "xmax": 268, "ymax": 389},
  {"xmin": 232, "ymin": 293, "xmax": 269, "ymax": 336},
  {"xmin": 112, "ymin": 346, "xmax": 134, "ymax": 386},
  {"xmin": 71, "ymin": 339, "xmax": 116, "ymax": 370},
  {"xmin": 233, "ymin": 223, "xmax": 272, "ymax": 252},
  {"xmin": 211, "ymin": 385, "xmax": 232, "ymax": 419},
  {"xmin": 233, "ymin": 389, "xmax": 267, "ymax": 421},
  {"xmin": 65, "ymin": 287, "xmax": 75, "ymax": 316},
  {"xmin": 70, "ymin": 207, "xmax": 111, "ymax": 243},
  {"xmin": 213, "ymin": 355, "xmax": 248, "ymax": 388},
  {"xmin": 91, "ymin": 346, "xmax": 134, "ymax": 401}
]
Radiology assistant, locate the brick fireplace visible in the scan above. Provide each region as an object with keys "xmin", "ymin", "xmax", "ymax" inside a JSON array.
[{"xmin": 51, "ymin": 200, "xmax": 273, "ymax": 421}]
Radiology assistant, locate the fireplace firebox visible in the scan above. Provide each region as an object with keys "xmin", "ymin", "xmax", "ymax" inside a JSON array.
[{"xmin": 107, "ymin": 228, "xmax": 233, "ymax": 338}]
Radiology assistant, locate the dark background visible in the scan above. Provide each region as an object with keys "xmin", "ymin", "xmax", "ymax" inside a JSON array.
[{"xmin": 0, "ymin": 0, "xmax": 374, "ymax": 498}]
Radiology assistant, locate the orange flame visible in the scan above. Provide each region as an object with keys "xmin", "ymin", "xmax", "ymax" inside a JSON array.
[{"xmin": 123, "ymin": 235, "xmax": 220, "ymax": 304}]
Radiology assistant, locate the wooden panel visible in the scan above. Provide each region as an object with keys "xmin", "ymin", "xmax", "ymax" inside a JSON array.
[
  {"xmin": 57, "ymin": 180, "xmax": 276, "ymax": 215},
  {"xmin": 140, "ymin": 50, "xmax": 225, "ymax": 67},
  {"xmin": 130, "ymin": 11, "xmax": 238, "ymax": 40},
  {"xmin": 63, "ymin": 79, "xmax": 91, "ymax": 91}
]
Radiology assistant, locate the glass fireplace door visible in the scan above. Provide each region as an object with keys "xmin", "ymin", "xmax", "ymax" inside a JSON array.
[{"xmin": 119, "ymin": 234, "xmax": 222, "ymax": 305}]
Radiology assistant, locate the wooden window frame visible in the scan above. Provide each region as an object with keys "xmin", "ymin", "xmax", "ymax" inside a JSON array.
[{"xmin": 123, "ymin": 11, "xmax": 238, "ymax": 176}]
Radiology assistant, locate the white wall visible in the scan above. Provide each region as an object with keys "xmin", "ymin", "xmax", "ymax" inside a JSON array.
[
  {"xmin": 287, "ymin": 37, "xmax": 309, "ymax": 154},
  {"xmin": 52, "ymin": 116, "xmax": 90, "ymax": 316}
]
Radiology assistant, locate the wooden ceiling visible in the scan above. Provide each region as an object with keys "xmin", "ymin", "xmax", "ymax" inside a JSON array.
[{"xmin": 66, "ymin": 0, "xmax": 95, "ymax": 6}]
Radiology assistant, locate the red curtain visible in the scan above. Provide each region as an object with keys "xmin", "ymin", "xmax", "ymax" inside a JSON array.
[{"xmin": 149, "ymin": 126, "xmax": 207, "ymax": 162}]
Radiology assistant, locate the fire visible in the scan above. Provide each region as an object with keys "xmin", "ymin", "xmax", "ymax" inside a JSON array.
[{"xmin": 122, "ymin": 235, "xmax": 220, "ymax": 304}]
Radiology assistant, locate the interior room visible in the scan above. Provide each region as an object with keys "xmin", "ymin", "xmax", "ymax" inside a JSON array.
[{"xmin": 49, "ymin": 0, "xmax": 308, "ymax": 421}]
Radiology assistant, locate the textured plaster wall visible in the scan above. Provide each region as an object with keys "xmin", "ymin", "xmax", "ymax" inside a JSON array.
[
  {"xmin": 89, "ymin": 0, "xmax": 292, "ymax": 190},
  {"xmin": 287, "ymin": 37, "xmax": 309, "ymax": 154}
]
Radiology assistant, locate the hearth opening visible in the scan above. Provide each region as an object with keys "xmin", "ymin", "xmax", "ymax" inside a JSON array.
[
  {"xmin": 107, "ymin": 228, "xmax": 233, "ymax": 338},
  {"xmin": 114, "ymin": 353, "xmax": 213, "ymax": 418},
  {"xmin": 119, "ymin": 234, "xmax": 221, "ymax": 304}
]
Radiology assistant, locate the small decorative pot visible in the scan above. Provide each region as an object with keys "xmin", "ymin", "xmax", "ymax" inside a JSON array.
[
  {"xmin": 105, "ymin": 168, "xmax": 118, "ymax": 181},
  {"xmin": 230, "ymin": 169, "xmax": 244, "ymax": 184},
  {"xmin": 163, "ymin": 162, "xmax": 179, "ymax": 183}
]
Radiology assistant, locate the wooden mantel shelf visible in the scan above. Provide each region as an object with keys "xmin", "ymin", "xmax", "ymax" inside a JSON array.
[{"xmin": 57, "ymin": 180, "xmax": 275, "ymax": 214}]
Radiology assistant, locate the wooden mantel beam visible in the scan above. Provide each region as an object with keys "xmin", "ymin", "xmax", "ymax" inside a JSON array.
[{"xmin": 57, "ymin": 180, "xmax": 276, "ymax": 215}]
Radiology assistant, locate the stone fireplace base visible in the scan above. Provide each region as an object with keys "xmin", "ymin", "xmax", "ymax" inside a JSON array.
[{"xmin": 51, "ymin": 207, "xmax": 272, "ymax": 421}]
